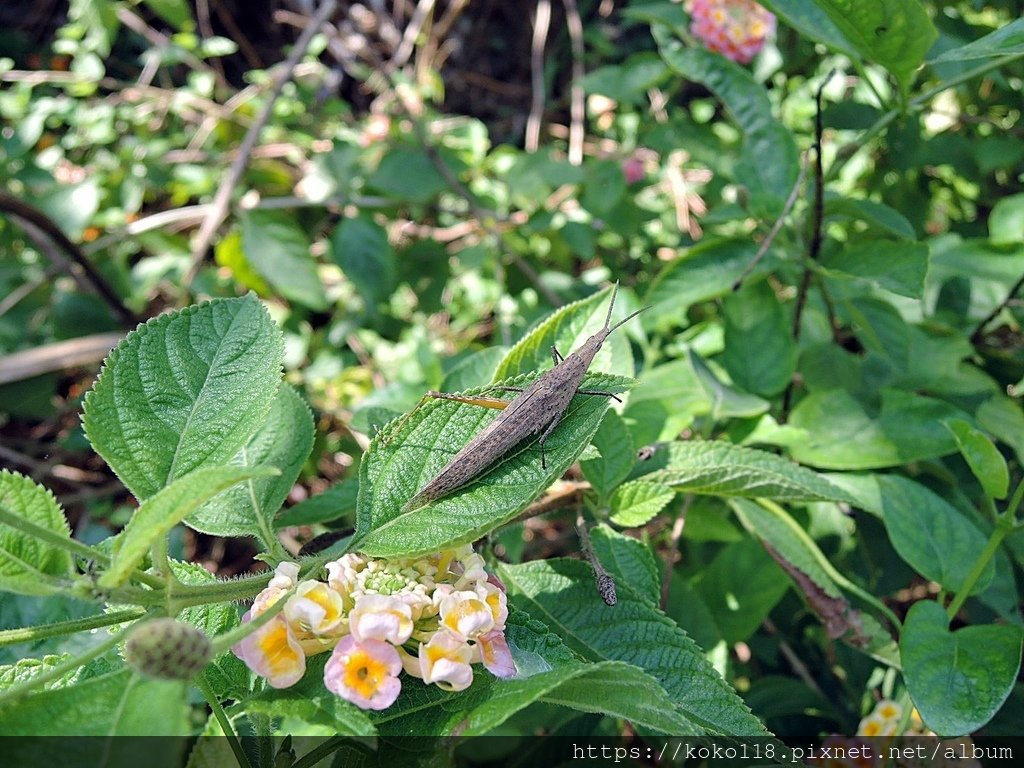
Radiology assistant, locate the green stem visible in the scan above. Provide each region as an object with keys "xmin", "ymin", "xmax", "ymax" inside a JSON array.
[
  {"xmin": 0, "ymin": 621, "xmax": 136, "ymax": 707},
  {"xmin": 167, "ymin": 554, "xmax": 332, "ymax": 610},
  {"xmin": 0, "ymin": 506, "xmax": 166, "ymax": 590},
  {"xmin": 945, "ymin": 518, "xmax": 1013, "ymax": 619},
  {"xmin": 1005, "ymin": 476, "xmax": 1024, "ymax": 522},
  {"xmin": 827, "ymin": 53, "xmax": 1024, "ymax": 183},
  {"xmin": 0, "ymin": 608, "xmax": 146, "ymax": 648},
  {"xmin": 291, "ymin": 738, "xmax": 351, "ymax": 768},
  {"xmin": 196, "ymin": 674, "xmax": 253, "ymax": 768},
  {"xmin": 756, "ymin": 499, "xmax": 903, "ymax": 631}
]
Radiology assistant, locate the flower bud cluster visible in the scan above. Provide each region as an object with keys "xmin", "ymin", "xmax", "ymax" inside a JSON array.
[
  {"xmin": 233, "ymin": 546, "xmax": 516, "ymax": 710},
  {"xmin": 684, "ymin": 0, "xmax": 775, "ymax": 64}
]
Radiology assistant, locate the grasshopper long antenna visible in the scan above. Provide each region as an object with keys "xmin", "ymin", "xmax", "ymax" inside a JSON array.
[
  {"xmin": 603, "ymin": 282, "xmax": 650, "ymax": 336},
  {"xmin": 606, "ymin": 303, "xmax": 650, "ymax": 336}
]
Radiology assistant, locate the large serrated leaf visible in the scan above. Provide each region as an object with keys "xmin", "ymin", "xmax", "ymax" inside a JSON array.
[
  {"xmin": 99, "ymin": 465, "xmax": 278, "ymax": 587},
  {"xmin": 645, "ymin": 441, "xmax": 854, "ymax": 502},
  {"xmin": 0, "ymin": 471, "xmax": 74, "ymax": 596},
  {"xmin": 355, "ymin": 372, "xmax": 633, "ymax": 558},
  {"xmin": 494, "ymin": 285, "xmax": 638, "ymax": 381},
  {"xmin": 188, "ymin": 384, "xmax": 315, "ymax": 545},
  {"xmin": 654, "ymin": 26, "xmax": 799, "ymax": 210},
  {"xmin": 502, "ymin": 559, "xmax": 769, "ymax": 736},
  {"xmin": 609, "ymin": 479, "xmax": 675, "ymax": 527},
  {"xmin": 372, "ymin": 611, "xmax": 699, "ymax": 736},
  {"xmin": 821, "ymin": 240, "xmax": 930, "ymax": 299},
  {"xmin": 0, "ymin": 666, "xmax": 190, "ymax": 740},
  {"xmin": 82, "ymin": 294, "xmax": 284, "ymax": 501}
]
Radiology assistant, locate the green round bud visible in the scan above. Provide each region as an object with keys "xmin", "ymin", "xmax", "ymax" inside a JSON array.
[{"xmin": 124, "ymin": 618, "xmax": 212, "ymax": 681}]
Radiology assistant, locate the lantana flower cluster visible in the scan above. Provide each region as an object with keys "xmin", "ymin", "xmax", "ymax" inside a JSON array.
[
  {"xmin": 233, "ymin": 546, "xmax": 516, "ymax": 710},
  {"xmin": 684, "ymin": 0, "xmax": 776, "ymax": 64}
]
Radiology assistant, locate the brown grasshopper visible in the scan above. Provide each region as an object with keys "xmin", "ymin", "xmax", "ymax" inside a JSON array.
[{"xmin": 398, "ymin": 283, "xmax": 647, "ymax": 511}]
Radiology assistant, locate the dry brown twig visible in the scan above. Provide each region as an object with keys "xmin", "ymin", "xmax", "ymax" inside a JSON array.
[{"xmin": 184, "ymin": 0, "xmax": 339, "ymax": 287}]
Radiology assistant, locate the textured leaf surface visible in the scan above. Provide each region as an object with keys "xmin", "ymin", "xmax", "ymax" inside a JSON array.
[
  {"xmin": 609, "ymin": 480, "xmax": 675, "ymax": 527},
  {"xmin": 580, "ymin": 410, "xmax": 635, "ymax": 501},
  {"xmin": 503, "ymin": 559, "xmax": 769, "ymax": 736},
  {"xmin": 188, "ymin": 384, "xmax": 315, "ymax": 543},
  {"xmin": 494, "ymin": 285, "xmax": 638, "ymax": 381},
  {"xmin": 99, "ymin": 465, "xmax": 277, "ymax": 587},
  {"xmin": 0, "ymin": 666, "xmax": 189, "ymax": 737},
  {"xmin": 930, "ymin": 18, "xmax": 1024, "ymax": 63},
  {"xmin": 721, "ymin": 282, "xmax": 796, "ymax": 397},
  {"xmin": 822, "ymin": 240, "xmax": 930, "ymax": 298},
  {"xmin": 356, "ymin": 373, "xmax": 632, "ymax": 558},
  {"xmin": 82, "ymin": 295, "xmax": 284, "ymax": 501},
  {"xmin": 902, "ymin": 601, "xmax": 1022, "ymax": 735},
  {"xmin": 0, "ymin": 471, "xmax": 74, "ymax": 596},
  {"xmin": 646, "ymin": 441, "xmax": 854, "ymax": 502}
]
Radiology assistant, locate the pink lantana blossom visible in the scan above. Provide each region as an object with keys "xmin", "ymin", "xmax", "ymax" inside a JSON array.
[
  {"xmin": 685, "ymin": 0, "xmax": 776, "ymax": 64},
  {"xmin": 324, "ymin": 636, "xmax": 403, "ymax": 711}
]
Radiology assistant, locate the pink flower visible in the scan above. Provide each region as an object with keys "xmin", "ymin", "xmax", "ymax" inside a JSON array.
[
  {"xmin": 685, "ymin": 0, "xmax": 775, "ymax": 64},
  {"xmin": 349, "ymin": 594, "xmax": 414, "ymax": 645},
  {"xmin": 419, "ymin": 631, "xmax": 474, "ymax": 691},
  {"xmin": 324, "ymin": 636, "xmax": 402, "ymax": 710},
  {"xmin": 232, "ymin": 613, "xmax": 306, "ymax": 689},
  {"xmin": 476, "ymin": 629, "xmax": 516, "ymax": 679}
]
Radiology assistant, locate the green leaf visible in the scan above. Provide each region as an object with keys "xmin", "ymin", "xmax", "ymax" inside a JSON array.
[
  {"xmin": 645, "ymin": 239, "xmax": 766, "ymax": 327},
  {"xmin": 609, "ymin": 480, "xmax": 675, "ymax": 527},
  {"xmin": 945, "ymin": 419, "xmax": 1009, "ymax": 499},
  {"xmin": 590, "ymin": 525, "xmax": 661, "ymax": 605},
  {"xmin": 275, "ymin": 478, "xmax": 359, "ymax": 528},
  {"xmin": 902, "ymin": 600, "xmax": 1022, "ymax": 736},
  {"xmin": 141, "ymin": 0, "xmax": 193, "ymax": 30},
  {"xmin": 0, "ymin": 471, "xmax": 74, "ymax": 596},
  {"xmin": 82, "ymin": 295, "xmax": 284, "ymax": 501},
  {"xmin": 580, "ymin": 410, "xmax": 635, "ymax": 500},
  {"xmin": 624, "ymin": 358, "xmax": 713, "ymax": 444},
  {"xmin": 689, "ymin": 350, "xmax": 770, "ymax": 419},
  {"xmin": 696, "ymin": 537, "xmax": 790, "ymax": 644},
  {"xmin": 989, "ymin": 193, "xmax": 1024, "ymax": 246},
  {"xmin": 367, "ymin": 148, "xmax": 452, "ymax": 202},
  {"xmin": 580, "ymin": 53, "xmax": 670, "ymax": 104},
  {"xmin": 759, "ymin": 0, "xmax": 856, "ymax": 56},
  {"xmin": 929, "ymin": 18, "xmax": 1024, "ymax": 63},
  {"xmin": 356, "ymin": 372, "xmax": 633, "ymax": 558},
  {"xmin": 99, "ymin": 465, "xmax": 277, "ymax": 587},
  {"xmin": 822, "ymin": 240, "xmax": 930, "ymax": 298},
  {"xmin": 503, "ymin": 559, "xmax": 769, "ymax": 736},
  {"xmin": 241, "ymin": 211, "xmax": 328, "ymax": 310},
  {"xmin": 826, "ymin": 474, "xmax": 994, "ymax": 595},
  {"xmin": 647, "ymin": 441, "xmax": 855, "ymax": 502},
  {"xmin": 824, "ymin": 195, "xmax": 916, "ymax": 239},
  {"xmin": 188, "ymin": 384, "xmax": 314, "ymax": 545},
  {"xmin": 247, "ymin": 686, "xmax": 377, "ymax": 737},
  {"xmin": 494, "ymin": 285, "xmax": 638, "ymax": 381},
  {"xmin": 721, "ymin": 282, "xmax": 797, "ymax": 397},
  {"xmin": 785, "ymin": 389, "xmax": 962, "ymax": 469},
  {"xmin": 653, "ymin": 26, "xmax": 799, "ymax": 209},
  {"xmin": 330, "ymin": 217, "xmax": 398, "ymax": 308},
  {"xmin": 812, "ymin": 0, "xmax": 937, "ymax": 94},
  {"xmin": 0, "ymin": 666, "xmax": 190, "ymax": 739}
]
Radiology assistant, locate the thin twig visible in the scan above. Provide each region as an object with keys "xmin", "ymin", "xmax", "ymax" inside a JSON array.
[
  {"xmin": 115, "ymin": 7, "xmax": 228, "ymax": 90},
  {"xmin": 732, "ymin": 154, "xmax": 810, "ymax": 292},
  {"xmin": 184, "ymin": 0, "xmax": 339, "ymax": 287},
  {"xmin": 525, "ymin": 0, "xmax": 552, "ymax": 152},
  {"xmin": 561, "ymin": 0, "xmax": 586, "ymax": 166},
  {"xmin": 0, "ymin": 192, "xmax": 139, "ymax": 325},
  {"xmin": 391, "ymin": 0, "xmax": 436, "ymax": 69},
  {"xmin": 659, "ymin": 494, "xmax": 691, "ymax": 610},
  {"xmin": 970, "ymin": 270, "xmax": 1024, "ymax": 344},
  {"xmin": 782, "ymin": 73, "xmax": 833, "ymax": 420}
]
